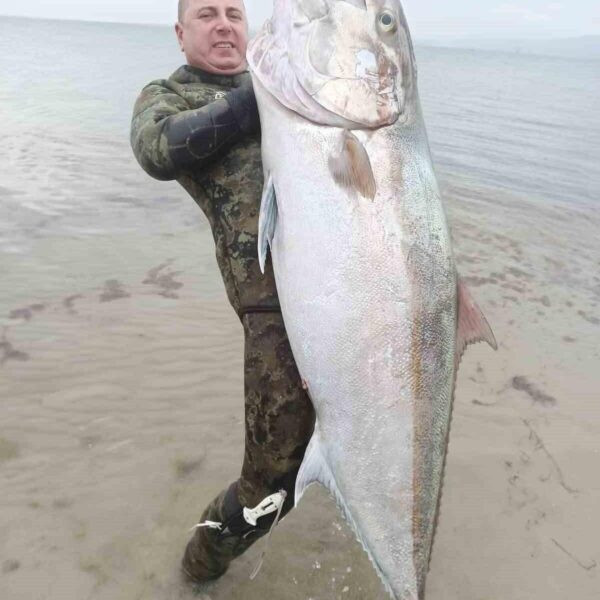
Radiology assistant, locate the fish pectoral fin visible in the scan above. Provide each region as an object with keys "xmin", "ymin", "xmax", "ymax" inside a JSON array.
[
  {"xmin": 257, "ymin": 174, "xmax": 278, "ymax": 274},
  {"xmin": 328, "ymin": 129, "xmax": 377, "ymax": 201},
  {"xmin": 295, "ymin": 433, "xmax": 336, "ymax": 506},
  {"xmin": 456, "ymin": 277, "xmax": 498, "ymax": 367}
]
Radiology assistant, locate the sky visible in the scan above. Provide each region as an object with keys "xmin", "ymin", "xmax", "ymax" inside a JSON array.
[{"xmin": 0, "ymin": 1, "xmax": 598, "ymax": 38}]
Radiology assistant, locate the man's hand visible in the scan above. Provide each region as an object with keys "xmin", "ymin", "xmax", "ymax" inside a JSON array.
[{"xmin": 226, "ymin": 72, "xmax": 260, "ymax": 135}]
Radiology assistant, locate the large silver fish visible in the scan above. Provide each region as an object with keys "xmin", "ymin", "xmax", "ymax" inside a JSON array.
[{"xmin": 247, "ymin": 2, "xmax": 497, "ymax": 598}]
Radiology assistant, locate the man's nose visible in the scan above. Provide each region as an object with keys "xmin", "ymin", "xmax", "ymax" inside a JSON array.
[{"xmin": 215, "ymin": 13, "xmax": 233, "ymax": 33}]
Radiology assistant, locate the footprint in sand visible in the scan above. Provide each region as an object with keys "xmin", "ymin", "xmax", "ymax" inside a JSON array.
[
  {"xmin": 143, "ymin": 260, "xmax": 184, "ymax": 299},
  {"xmin": 0, "ymin": 331, "xmax": 30, "ymax": 366},
  {"xmin": 2, "ymin": 560, "xmax": 20, "ymax": 574},
  {"xmin": 8, "ymin": 303, "xmax": 46, "ymax": 321},
  {"xmin": 99, "ymin": 280, "xmax": 131, "ymax": 303},
  {"xmin": 173, "ymin": 455, "xmax": 206, "ymax": 479},
  {"xmin": 63, "ymin": 294, "xmax": 84, "ymax": 315},
  {"xmin": 577, "ymin": 310, "xmax": 599, "ymax": 326},
  {"xmin": 511, "ymin": 376, "xmax": 557, "ymax": 407}
]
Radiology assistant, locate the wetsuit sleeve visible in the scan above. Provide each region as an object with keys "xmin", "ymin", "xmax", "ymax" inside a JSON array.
[{"xmin": 130, "ymin": 74, "xmax": 259, "ymax": 181}]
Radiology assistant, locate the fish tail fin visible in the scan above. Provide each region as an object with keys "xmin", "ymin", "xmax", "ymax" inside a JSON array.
[{"xmin": 295, "ymin": 431, "xmax": 400, "ymax": 599}]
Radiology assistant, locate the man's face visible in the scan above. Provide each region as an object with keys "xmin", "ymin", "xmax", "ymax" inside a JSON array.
[{"xmin": 176, "ymin": 0, "xmax": 249, "ymax": 75}]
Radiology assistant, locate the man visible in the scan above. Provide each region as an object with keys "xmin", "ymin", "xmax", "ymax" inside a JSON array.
[{"xmin": 130, "ymin": 0, "xmax": 315, "ymax": 585}]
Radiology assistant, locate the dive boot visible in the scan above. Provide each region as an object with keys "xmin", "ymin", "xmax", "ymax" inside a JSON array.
[{"xmin": 181, "ymin": 483, "xmax": 286, "ymax": 584}]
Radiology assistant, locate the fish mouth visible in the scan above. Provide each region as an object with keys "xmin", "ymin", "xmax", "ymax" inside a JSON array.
[
  {"xmin": 361, "ymin": 66, "xmax": 398, "ymax": 97},
  {"xmin": 376, "ymin": 80, "xmax": 397, "ymax": 99}
]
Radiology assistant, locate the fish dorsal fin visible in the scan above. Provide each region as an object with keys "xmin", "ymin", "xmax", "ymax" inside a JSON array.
[
  {"xmin": 456, "ymin": 277, "xmax": 498, "ymax": 367},
  {"xmin": 257, "ymin": 174, "xmax": 278, "ymax": 274},
  {"xmin": 328, "ymin": 130, "xmax": 377, "ymax": 201}
]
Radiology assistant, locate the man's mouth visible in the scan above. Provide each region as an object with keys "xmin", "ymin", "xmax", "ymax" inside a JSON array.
[{"xmin": 214, "ymin": 42, "xmax": 235, "ymax": 49}]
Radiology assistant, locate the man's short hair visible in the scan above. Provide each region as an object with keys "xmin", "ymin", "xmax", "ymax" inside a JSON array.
[
  {"xmin": 178, "ymin": 0, "xmax": 188, "ymax": 22},
  {"xmin": 178, "ymin": 1, "xmax": 246, "ymax": 23}
]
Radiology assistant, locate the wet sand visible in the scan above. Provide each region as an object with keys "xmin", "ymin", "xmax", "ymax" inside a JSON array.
[{"xmin": 1, "ymin": 179, "xmax": 599, "ymax": 599}]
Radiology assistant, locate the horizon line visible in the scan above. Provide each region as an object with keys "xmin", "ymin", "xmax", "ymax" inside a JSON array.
[{"xmin": 0, "ymin": 12, "xmax": 598, "ymax": 41}]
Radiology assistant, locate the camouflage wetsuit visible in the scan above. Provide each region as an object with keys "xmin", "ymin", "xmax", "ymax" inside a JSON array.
[{"xmin": 130, "ymin": 65, "xmax": 315, "ymax": 581}]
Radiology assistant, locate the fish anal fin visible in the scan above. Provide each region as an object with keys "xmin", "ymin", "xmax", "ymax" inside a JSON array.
[
  {"xmin": 294, "ymin": 433, "xmax": 334, "ymax": 506},
  {"xmin": 257, "ymin": 174, "xmax": 278, "ymax": 274},
  {"xmin": 456, "ymin": 277, "xmax": 498, "ymax": 367},
  {"xmin": 329, "ymin": 130, "xmax": 377, "ymax": 201}
]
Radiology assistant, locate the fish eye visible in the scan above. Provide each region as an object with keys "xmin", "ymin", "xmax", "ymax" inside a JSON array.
[{"xmin": 377, "ymin": 11, "xmax": 397, "ymax": 34}]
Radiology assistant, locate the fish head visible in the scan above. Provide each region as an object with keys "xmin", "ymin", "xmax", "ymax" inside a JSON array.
[{"xmin": 284, "ymin": 0, "xmax": 417, "ymax": 127}]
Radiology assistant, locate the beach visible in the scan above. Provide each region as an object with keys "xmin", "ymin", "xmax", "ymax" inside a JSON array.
[
  {"xmin": 1, "ymin": 16, "xmax": 599, "ymax": 600},
  {"xmin": 2, "ymin": 176, "xmax": 598, "ymax": 599}
]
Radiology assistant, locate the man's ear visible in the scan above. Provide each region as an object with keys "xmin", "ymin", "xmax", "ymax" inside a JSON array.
[{"xmin": 175, "ymin": 22, "xmax": 185, "ymax": 52}]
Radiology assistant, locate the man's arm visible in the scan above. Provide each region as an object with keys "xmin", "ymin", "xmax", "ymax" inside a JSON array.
[{"xmin": 130, "ymin": 74, "xmax": 259, "ymax": 181}]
